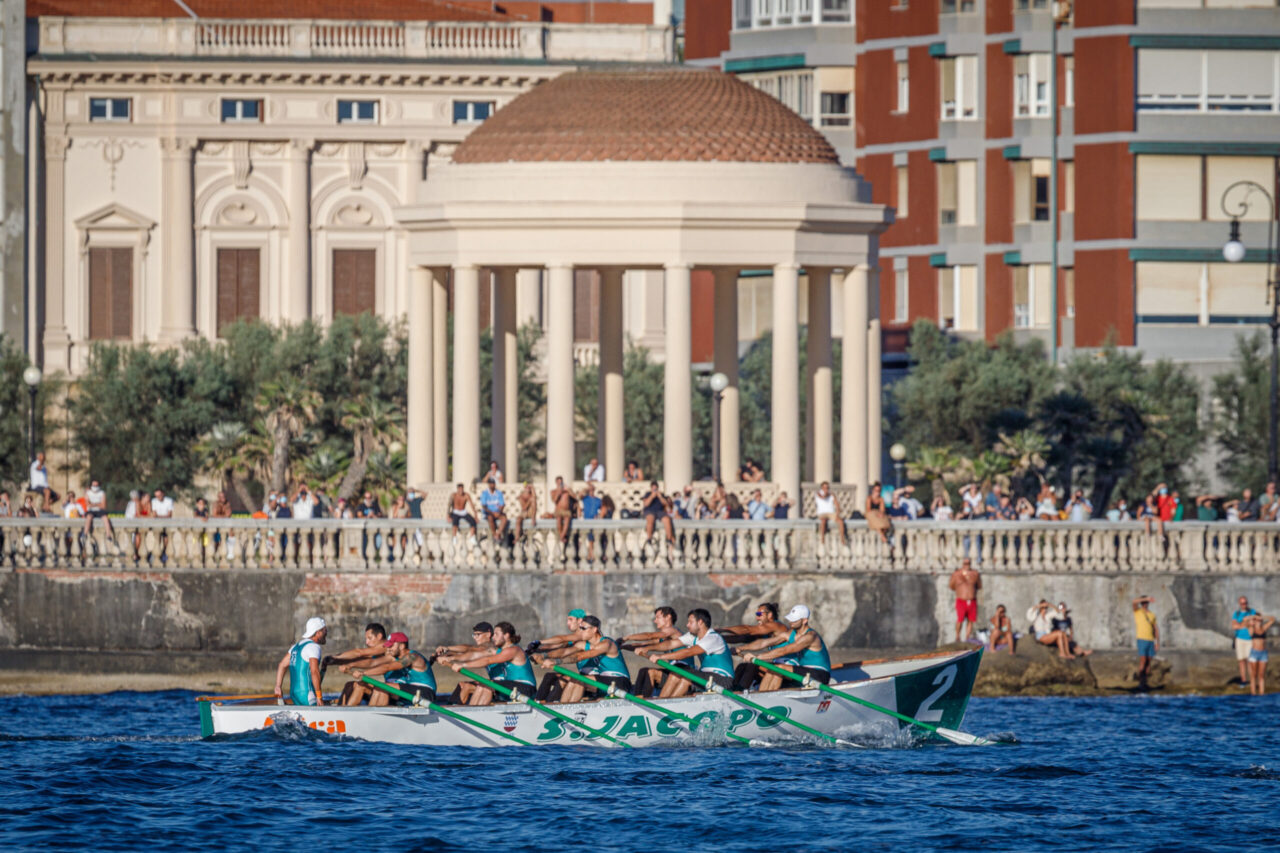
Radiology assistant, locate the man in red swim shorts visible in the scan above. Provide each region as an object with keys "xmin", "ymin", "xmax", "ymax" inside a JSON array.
[{"xmin": 949, "ymin": 558, "xmax": 982, "ymax": 642}]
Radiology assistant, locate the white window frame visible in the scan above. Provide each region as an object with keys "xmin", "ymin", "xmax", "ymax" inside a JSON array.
[
  {"xmin": 452, "ymin": 100, "xmax": 495, "ymax": 124},
  {"xmin": 735, "ymin": 0, "xmax": 754, "ymax": 29},
  {"xmin": 941, "ymin": 55, "xmax": 978, "ymax": 121},
  {"xmin": 820, "ymin": 91, "xmax": 851, "ymax": 127},
  {"xmin": 896, "ymin": 61, "xmax": 910, "ymax": 113},
  {"xmin": 1014, "ymin": 54, "xmax": 1051, "ymax": 118},
  {"xmin": 221, "ymin": 99, "xmax": 262, "ymax": 123},
  {"xmin": 894, "ymin": 267, "xmax": 909, "ymax": 323},
  {"xmin": 337, "ymin": 99, "xmax": 378, "ymax": 124},
  {"xmin": 89, "ymin": 97, "xmax": 131, "ymax": 122}
]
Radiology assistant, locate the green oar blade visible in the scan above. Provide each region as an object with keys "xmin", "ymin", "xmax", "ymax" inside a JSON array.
[
  {"xmin": 458, "ymin": 667, "xmax": 633, "ymax": 749},
  {"xmin": 359, "ymin": 675, "xmax": 531, "ymax": 747}
]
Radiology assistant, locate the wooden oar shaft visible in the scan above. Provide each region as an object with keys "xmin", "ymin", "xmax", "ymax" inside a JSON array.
[
  {"xmin": 752, "ymin": 658, "xmax": 936, "ymax": 733},
  {"xmin": 358, "ymin": 676, "xmax": 531, "ymax": 746},
  {"xmin": 547, "ymin": 664, "xmax": 752, "ymax": 746},
  {"xmin": 194, "ymin": 693, "xmax": 278, "ymax": 702},
  {"xmin": 652, "ymin": 659, "xmax": 839, "ymax": 745},
  {"xmin": 458, "ymin": 667, "xmax": 633, "ymax": 749}
]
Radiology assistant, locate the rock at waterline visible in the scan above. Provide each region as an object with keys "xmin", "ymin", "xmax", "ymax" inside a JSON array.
[{"xmin": 960, "ymin": 640, "xmax": 1099, "ymax": 697}]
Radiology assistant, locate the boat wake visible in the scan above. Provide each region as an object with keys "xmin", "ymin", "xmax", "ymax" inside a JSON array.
[{"xmin": 203, "ymin": 716, "xmax": 358, "ymax": 744}]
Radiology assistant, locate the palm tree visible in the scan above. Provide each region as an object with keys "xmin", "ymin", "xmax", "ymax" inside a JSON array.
[
  {"xmin": 365, "ymin": 449, "xmax": 407, "ymax": 506},
  {"xmin": 195, "ymin": 421, "xmax": 259, "ymax": 510},
  {"xmin": 996, "ymin": 429, "xmax": 1051, "ymax": 487},
  {"xmin": 336, "ymin": 395, "xmax": 405, "ymax": 500},
  {"xmin": 908, "ymin": 446, "xmax": 965, "ymax": 505},
  {"xmin": 299, "ymin": 444, "xmax": 352, "ymax": 494},
  {"xmin": 256, "ymin": 375, "xmax": 321, "ymax": 492},
  {"xmin": 967, "ymin": 450, "xmax": 1013, "ymax": 492}
]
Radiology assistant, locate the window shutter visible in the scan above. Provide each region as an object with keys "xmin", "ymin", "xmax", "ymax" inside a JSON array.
[
  {"xmin": 89, "ymin": 247, "xmax": 111, "ymax": 340},
  {"xmin": 217, "ymin": 249, "xmax": 238, "ymax": 333},
  {"xmin": 238, "ymin": 248, "xmax": 260, "ymax": 321},
  {"xmin": 333, "ymin": 249, "xmax": 376, "ymax": 316},
  {"xmin": 110, "ymin": 248, "xmax": 132, "ymax": 338},
  {"xmin": 354, "ymin": 249, "xmax": 376, "ymax": 314}
]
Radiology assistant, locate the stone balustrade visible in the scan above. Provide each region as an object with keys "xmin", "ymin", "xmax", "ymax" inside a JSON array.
[
  {"xmin": 34, "ymin": 17, "xmax": 674, "ymax": 63},
  {"xmin": 2, "ymin": 519, "xmax": 1277, "ymax": 574}
]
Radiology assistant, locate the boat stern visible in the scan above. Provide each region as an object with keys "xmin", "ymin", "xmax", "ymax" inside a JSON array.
[{"xmin": 199, "ymin": 700, "xmax": 214, "ymax": 738}]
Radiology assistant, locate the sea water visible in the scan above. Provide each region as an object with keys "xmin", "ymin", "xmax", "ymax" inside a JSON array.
[{"xmin": 1, "ymin": 690, "xmax": 1278, "ymax": 851}]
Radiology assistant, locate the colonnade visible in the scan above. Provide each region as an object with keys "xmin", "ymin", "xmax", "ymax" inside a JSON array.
[{"xmin": 405, "ymin": 263, "xmax": 884, "ymax": 501}]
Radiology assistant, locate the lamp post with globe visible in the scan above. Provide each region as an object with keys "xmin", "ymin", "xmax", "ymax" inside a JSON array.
[
  {"xmin": 709, "ymin": 371, "xmax": 730, "ymax": 482},
  {"xmin": 1220, "ymin": 180, "xmax": 1279, "ymax": 483},
  {"xmin": 890, "ymin": 442, "xmax": 907, "ymax": 490},
  {"xmin": 22, "ymin": 366, "xmax": 41, "ymax": 470}
]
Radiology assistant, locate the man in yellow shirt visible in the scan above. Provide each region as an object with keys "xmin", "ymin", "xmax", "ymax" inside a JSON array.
[{"xmin": 1133, "ymin": 595, "xmax": 1159, "ymax": 689}]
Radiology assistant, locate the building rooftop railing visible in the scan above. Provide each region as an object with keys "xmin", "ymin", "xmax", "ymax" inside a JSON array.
[
  {"xmin": 2, "ymin": 518, "xmax": 1274, "ymax": 574},
  {"xmin": 32, "ymin": 16, "xmax": 675, "ymax": 64}
]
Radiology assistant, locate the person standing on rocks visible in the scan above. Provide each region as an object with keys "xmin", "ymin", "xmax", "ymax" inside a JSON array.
[
  {"xmin": 1231, "ymin": 596, "xmax": 1259, "ymax": 687},
  {"xmin": 1133, "ymin": 595, "xmax": 1159, "ymax": 689},
  {"xmin": 949, "ymin": 558, "xmax": 982, "ymax": 642}
]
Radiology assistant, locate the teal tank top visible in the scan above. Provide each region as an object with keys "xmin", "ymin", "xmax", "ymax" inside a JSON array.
[
  {"xmin": 790, "ymin": 629, "xmax": 831, "ymax": 673},
  {"xmin": 767, "ymin": 635, "xmax": 799, "ymax": 667},
  {"xmin": 497, "ymin": 650, "xmax": 536, "ymax": 686},
  {"xmin": 694, "ymin": 631, "xmax": 734, "ymax": 679},
  {"xmin": 288, "ymin": 639, "xmax": 318, "ymax": 705},
  {"xmin": 386, "ymin": 650, "xmax": 437, "ymax": 692},
  {"xmin": 583, "ymin": 637, "xmax": 630, "ymax": 678}
]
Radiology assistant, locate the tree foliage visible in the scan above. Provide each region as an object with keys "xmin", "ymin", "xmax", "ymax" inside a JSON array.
[
  {"xmin": 0, "ymin": 334, "xmax": 55, "ymax": 492},
  {"xmin": 1212, "ymin": 331, "xmax": 1271, "ymax": 492}
]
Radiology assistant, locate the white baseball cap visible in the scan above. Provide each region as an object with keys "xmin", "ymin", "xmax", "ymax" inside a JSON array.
[
  {"xmin": 304, "ymin": 616, "xmax": 327, "ymax": 637},
  {"xmin": 785, "ymin": 605, "xmax": 810, "ymax": 622}
]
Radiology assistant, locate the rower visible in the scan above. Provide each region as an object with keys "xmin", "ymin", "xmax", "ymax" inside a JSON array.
[
  {"xmin": 531, "ymin": 608, "xmax": 587, "ymax": 701},
  {"xmin": 536, "ymin": 615, "xmax": 632, "ymax": 702},
  {"xmin": 442, "ymin": 621, "xmax": 536, "ymax": 705},
  {"xmin": 323, "ymin": 622, "xmax": 388, "ymax": 704},
  {"xmin": 436, "ymin": 622, "xmax": 494, "ymax": 705},
  {"xmin": 738, "ymin": 604, "xmax": 832, "ymax": 691},
  {"xmin": 274, "ymin": 616, "xmax": 327, "ymax": 706},
  {"xmin": 719, "ymin": 603, "xmax": 790, "ymax": 690},
  {"xmin": 647, "ymin": 609, "xmax": 734, "ymax": 698},
  {"xmin": 378, "ymin": 632, "xmax": 438, "ymax": 706},
  {"xmin": 623, "ymin": 606, "xmax": 687, "ymax": 697}
]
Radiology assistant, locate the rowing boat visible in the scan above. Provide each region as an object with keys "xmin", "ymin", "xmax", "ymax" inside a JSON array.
[{"xmin": 199, "ymin": 647, "xmax": 983, "ymax": 747}]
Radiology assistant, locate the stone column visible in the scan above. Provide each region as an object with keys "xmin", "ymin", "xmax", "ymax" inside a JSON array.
[
  {"xmin": 713, "ymin": 267, "xmax": 740, "ymax": 482},
  {"xmin": 492, "ymin": 268, "xmax": 518, "ymax": 480},
  {"xmin": 664, "ymin": 263, "xmax": 693, "ymax": 489},
  {"xmin": 546, "ymin": 264, "xmax": 576, "ymax": 487},
  {"xmin": 516, "ymin": 268, "xmax": 542, "ymax": 329},
  {"xmin": 867, "ymin": 268, "xmax": 883, "ymax": 485},
  {"xmin": 407, "ymin": 267, "xmax": 433, "ymax": 486},
  {"xmin": 771, "ymin": 263, "xmax": 801, "ymax": 502},
  {"xmin": 41, "ymin": 132, "xmax": 71, "ymax": 370},
  {"xmin": 285, "ymin": 140, "xmax": 313, "ymax": 321},
  {"xmin": 452, "ymin": 265, "xmax": 481, "ymax": 485},
  {"xmin": 598, "ymin": 267, "xmax": 625, "ymax": 480},
  {"xmin": 806, "ymin": 268, "xmax": 833, "ymax": 484},
  {"xmin": 159, "ymin": 137, "xmax": 196, "ymax": 343},
  {"xmin": 840, "ymin": 266, "xmax": 869, "ymax": 494},
  {"xmin": 432, "ymin": 269, "xmax": 448, "ymax": 480}
]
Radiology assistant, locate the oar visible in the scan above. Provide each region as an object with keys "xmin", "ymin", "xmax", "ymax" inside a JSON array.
[
  {"xmin": 457, "ymin": 667, "xmax": 632, "ymax": 749},
  {"xmin": 750, "ymin": 659, "xmax": 995, "ymax": 747},
  {"xmin": 651, "ymin": 660, "xmax": 858, "ymax": 747},
  {"xmin": 546, "ymin": 664, "xmax": 754, "ymax": 746},
  {"xmin": 193, "ymin": 693, "xmax": 278, "ymax": 702},
  {"xmin": 359, "ymin": 676, "xmax": 531, "ymax": 747}
]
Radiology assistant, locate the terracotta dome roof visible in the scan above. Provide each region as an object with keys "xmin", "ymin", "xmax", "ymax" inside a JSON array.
[{"xmin": 452, "ymin": 70, "xmax": 840, "ymax": 166}]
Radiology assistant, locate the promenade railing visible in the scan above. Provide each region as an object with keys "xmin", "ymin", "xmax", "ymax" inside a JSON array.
[{"xmin": 1, "ymin": 519, "xmax": 1276, "ymax": 574}]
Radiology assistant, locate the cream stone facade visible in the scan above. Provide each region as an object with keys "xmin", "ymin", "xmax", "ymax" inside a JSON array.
[{"xmin": 26, "ymin": 14, "xmax": 673, "ymax": 373}]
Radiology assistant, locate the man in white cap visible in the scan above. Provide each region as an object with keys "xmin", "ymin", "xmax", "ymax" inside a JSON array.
[
  {"xmin": 733, "ymin": 604, "xmax": 832, "ymax": 692},
  {"xmin": 275, "ymin": 617, "xmax": 328, "ymax": 706}
]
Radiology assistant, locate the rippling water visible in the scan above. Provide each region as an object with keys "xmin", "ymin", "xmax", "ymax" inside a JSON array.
[{"xmin": 2, "ymin": 690, "xmax": 1278, "ymax": 851}]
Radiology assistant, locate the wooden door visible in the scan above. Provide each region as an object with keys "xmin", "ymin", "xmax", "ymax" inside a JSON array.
[
  {"xmin": 216, "ymin": 248, "xmax": 260, "ymax": 335},
  {"xmin": 88, "ymin": 247, "xmax": 132, "ymax": 340},
  {"xmin": 332, "ymin": 249, "xmax": 376, "ymax": 316}
]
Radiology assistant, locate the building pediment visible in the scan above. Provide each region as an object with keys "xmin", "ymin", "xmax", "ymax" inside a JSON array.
[{"xmin": 74, "ymin": 203, "xmax": 156, "ymax": 234}]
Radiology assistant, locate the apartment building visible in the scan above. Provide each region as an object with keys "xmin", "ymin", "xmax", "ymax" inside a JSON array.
[{"xmin": 698, "ymin": 0, "xmax": 1280, "ymax": 364}]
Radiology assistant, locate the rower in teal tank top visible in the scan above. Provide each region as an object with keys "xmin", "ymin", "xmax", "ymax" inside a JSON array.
[
  {"xmin": 766, "ymin": 636, "xmax": 800, "ymax": 668},
  {"xmin": 500, "ymin": 655, "xmax": 537, "ymax": 686},
  {"xmin": 584, "ymin": 637, "xmax": 630, "ymax": 678},
  {"xmin": 790, "ymin": 628, "xmax": 831, "ymax": 672},
  {"xmin": 385, "ymin": 650, "xmax": 438, "ymax": 692},
  {"xmin": 693, "ymin": 630, "xmax": 734, "ymax": 679},
  {"xmin": 288, "ymin": 639, "xmax": 319, "ymax": 705}
]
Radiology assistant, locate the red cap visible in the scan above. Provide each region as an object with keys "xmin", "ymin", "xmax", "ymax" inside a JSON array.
[{"xmin": 385, "ymin": 632, "xmax": 409, "ymax": 645}]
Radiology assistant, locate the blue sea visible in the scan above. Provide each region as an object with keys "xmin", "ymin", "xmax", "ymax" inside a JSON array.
[{"xmin": 2, "ymin": 691, "xmax": 1278, "ymax": 851}]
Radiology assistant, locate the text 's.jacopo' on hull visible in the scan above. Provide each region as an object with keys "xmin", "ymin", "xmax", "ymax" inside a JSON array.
[{"xmin": 200, "ymin": 648, "xmax": 983, "ymax": 748}]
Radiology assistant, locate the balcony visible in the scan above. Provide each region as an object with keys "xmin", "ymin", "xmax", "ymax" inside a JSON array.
[{"xmin": 33, "ymin": 16, "xmax": 675, "ymax": 64}]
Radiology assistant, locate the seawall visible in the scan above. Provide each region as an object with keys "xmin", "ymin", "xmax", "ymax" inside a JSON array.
[{"xmin": 2, "ymin": 567, "xmax": 1272, "ymax": 674}]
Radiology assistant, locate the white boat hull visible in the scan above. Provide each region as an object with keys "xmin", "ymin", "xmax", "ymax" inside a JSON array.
[{"xmin": 201, "ymin": 648, "xmax": 982, "ymax": 748}]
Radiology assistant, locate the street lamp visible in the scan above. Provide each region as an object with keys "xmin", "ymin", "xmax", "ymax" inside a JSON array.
[
  {"xmin": 889, "ymin": 442, "xmax": 907, "ymax": 490},
  {"xmin": 1220, "ymin": 180, "xmax": 1279, "ymax": 484},
  {"xmin": 709, "ymin": 371, "xmax": 729, "ymax": 481},
  {"xmin": 22, "ymin": 366, "xmax": 41, "ymax": 468}
]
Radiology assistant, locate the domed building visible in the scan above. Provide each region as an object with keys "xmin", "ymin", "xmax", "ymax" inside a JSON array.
[{"xmin": 398, "ymin": 69, "xmax": 890, "ymax": 502}]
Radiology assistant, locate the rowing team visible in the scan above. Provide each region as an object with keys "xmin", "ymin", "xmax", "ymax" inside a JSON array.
[{"xmin": 273, "ymin": 603, "xmax": 832, "ymax": 708}]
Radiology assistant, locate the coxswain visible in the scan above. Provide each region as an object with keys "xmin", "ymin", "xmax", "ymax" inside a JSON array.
[
  {"xmin": 647, "ymin": 609, "xmax": 734, "ymax": 698},
  {"xmin": 275, "ymin": 616, "xmax": 327, "ymax": 706},
  {"xmin": 436, "ymin": 622, "xmax": 494, "ymax": 705},
  {"xmin": 323, "ymin": 622, "xmax": 388, "ymax": 704},
  {"xmin": 531, "ymin": 608, "xmax": 588, "ymax": 701},
  {"xmin": 441, "ymin": 621, "xmax": 536, "ymax": 705},
  {"xmin": 535, "ymin": 615, "xmax": 631, "ymax": 702},
  {"xmin": 737, "ymin": 605, "xmax": 832, "ymax": 690},
  {"xmin": 624, "ymin": 606, "xmax": 687, "ymax": 697}
]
